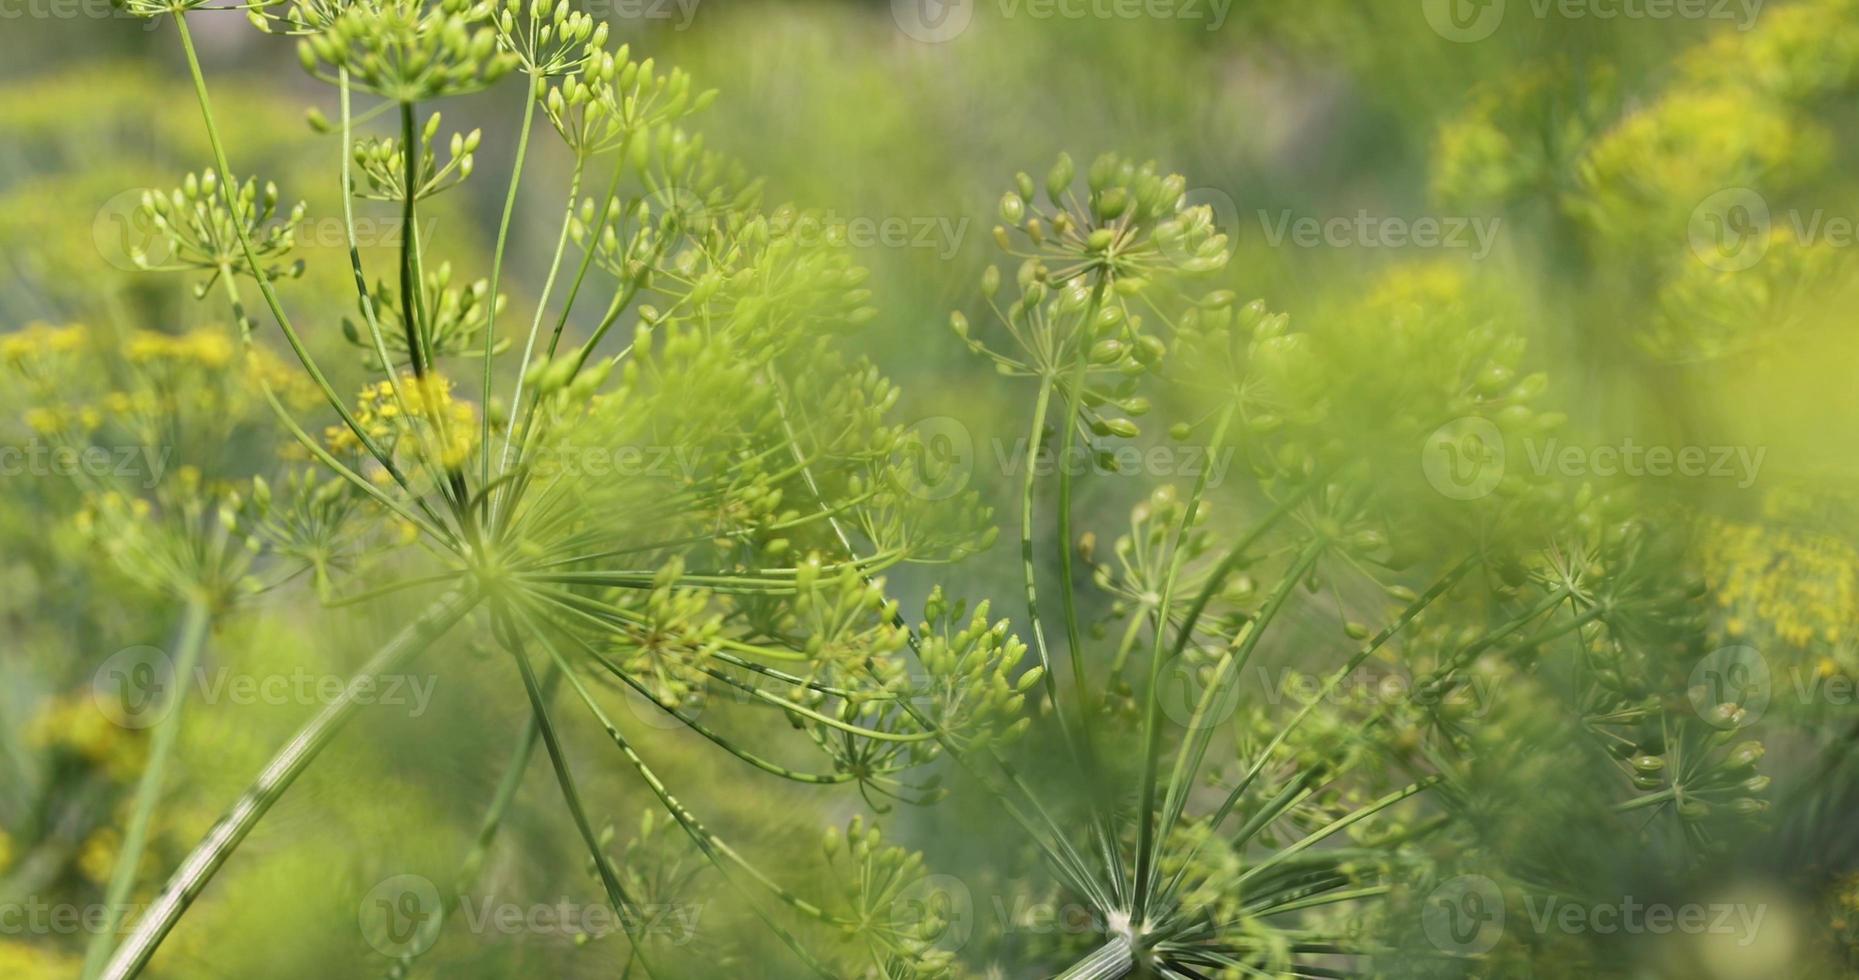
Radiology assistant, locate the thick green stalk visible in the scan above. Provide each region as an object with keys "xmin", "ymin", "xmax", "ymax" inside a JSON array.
[
  {"xmin": 1055, "ymin": 936, "xmax": 1135, "ymax": 980},
  {"xmin": 341, "ymin": 71, "xmax": 452, "ymax": 512},
  {"xmin": 98, "ymin": 591, "xmax": 477, "ymax": 980},
  {"xmin": 395, "ymin": 100, "xmax": 473, "ymax": 524},
  {"xmin": 174, "ymin": 14, "xmax": 423, "ymax": 506},
  {"xmin": 80, "ymin": 598, "xmax": 212, "ymax": 980}
]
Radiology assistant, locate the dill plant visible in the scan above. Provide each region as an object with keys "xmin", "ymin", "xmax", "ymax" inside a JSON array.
[
  {"xmin": 25, "ymin": 2, "xmax": 1815, "ymax": 979},
  {"xmin": 88, "ymin": 2, "xmax": 1003, "ymax": 978}
]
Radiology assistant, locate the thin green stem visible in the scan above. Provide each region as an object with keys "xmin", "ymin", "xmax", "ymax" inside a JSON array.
[
  {"xmin": 490, "ymin": 603, "xmax": 651, "ymax": 939},
  {"xmin": 80, "ymin": 598, "xmax": 212, "ymax": 980},
  {"xmin": 174, "ymin": 14, "xmax": 423, "ymax": 506},
  {"xmin": 483, "ymin": 76, "xmax": 539, "ymax": 487},
  {"xmin": 1132, "ymin": 500, "xmax": 1314, "ymax": 925}
]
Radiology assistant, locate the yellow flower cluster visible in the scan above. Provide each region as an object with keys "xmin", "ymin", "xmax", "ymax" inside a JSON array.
[
  {"xmin": 27, "ymin": 695, "xmax": 147, "ymax": 781},
  {"xmin": 0, "ymin": 322, "xmax": 87, "ymax": 363},
  {"xmin": 1680, "ymin": 0, "xmax": 1859, "ymax": 102},
  {"xmin": 1703, "ymin": 516, "xmax": 1859, "ymax": 654},
  {"xmin": 0, "ymin": 942, "xmax": 76, "ymax": 980},
  {"xmin": 326, "ymin": 372, "xmax": 480, "ymax": 471},
  {"xmin": 125, "ymin": 328, "xmax": 236, "ymax": 369},
  {"xmin": 1570, "ymin": 88, "xmax": 1820, "ymax": 255}
]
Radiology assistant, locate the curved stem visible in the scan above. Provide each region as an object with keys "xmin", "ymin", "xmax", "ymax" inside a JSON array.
[{"xmin": 99, "ymin": 590, "xmax": 477, "ymax": 980}]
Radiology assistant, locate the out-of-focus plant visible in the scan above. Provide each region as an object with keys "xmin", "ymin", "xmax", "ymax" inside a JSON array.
[{"xmin": 927, "ymin": 147, "xmax": 1772, "ymax": 976}]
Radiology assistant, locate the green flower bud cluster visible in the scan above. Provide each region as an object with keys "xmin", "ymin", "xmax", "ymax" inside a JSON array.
[
  {"xmin": 295, "ymin": 0, "xmax": 520, "ymax": 102},
  {"xmin": 136, "ymin": 170, "xmax": 306, "ymax": 287},
  {"xmin": 1088, "ymin": 487, "xmax": 1214, "ymax": 694},
  {"xmin": 243, "ymin": 469, "xmax": 372, "ymax": 598},
  {"xmin": 911, "ymin": 587, "xmax": 1038, "ymax": 751},
  {"xmin": 349, "ymin": 112, "xmax": 481, "ymax": 201},
  {"xmin": 819, "ymin": 816, "xmax": 959, "ymax": 978},
  {"xmin": 787, "ymin": 563, "xmax": 907, "ymax": 672},
  {"xmin": 493, "ymin": 0, "xmax": 607, "ymax": 78},
  {"xmin": 621, "ymin": 202, "xmax": 879, "ymax": 354},
  {"xmin": 1646, "ymin": 230, "xmax": 1843, "ymax": 363},
  {"xmin": 570, "ymin": 131, "xmax": 762, "ymax": 283},
  {"xmin": 79, "ymin": 476, "xmax": 265, "ymax": 612},
  {"xmin": 956, "ymin": 155, "xmax": 1234, "ymax": 464},
  {"xmin": 603, "ymin": 556, "xmax": 723, "ymax": 710},
  {"xmin": 342, "ymin": 261, "xmax": 508, "ymax": 369},
  {"xmin": 542, "ymin": 44, "xmax": 717, "ymax": 157},
  {"xmin": 994, "ymin": 152, "xmax": 1228, "ymax": 283}
]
